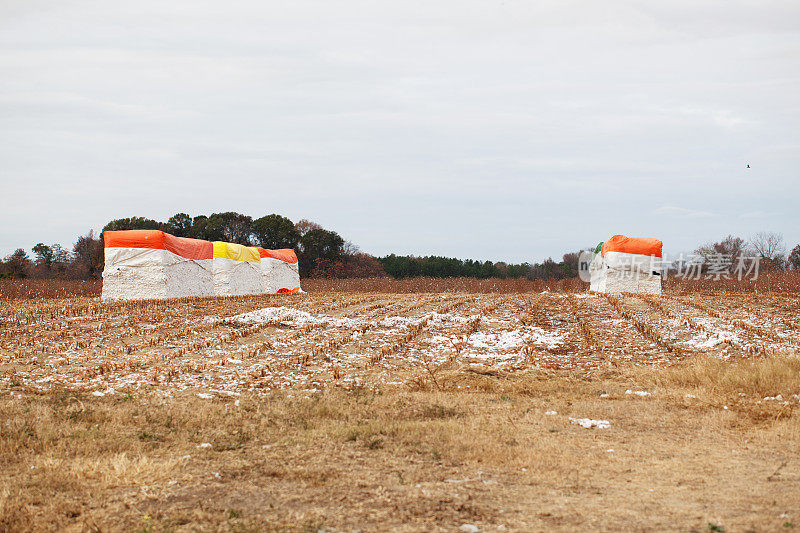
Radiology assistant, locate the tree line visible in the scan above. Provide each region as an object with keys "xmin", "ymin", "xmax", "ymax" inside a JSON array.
[
  {"xmin": 689, "ymin": 232, "xmax": 800, "ymax": 273},
  {"xmin": 2, "ymin": 217, "xmax": 799, "ymax": 281},
  {"xmin": 0, "ymin": 212, "xmax": 384, "ymax": 280},
  {"xmin": 378, "ymin": 253, "xmax": 581, "ymax": 280}
]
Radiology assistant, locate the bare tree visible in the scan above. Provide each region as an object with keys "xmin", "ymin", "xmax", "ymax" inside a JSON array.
[
  {"xmin": 295, "ymin": 219, "xmax": 322, "ymax": 237},
  {"xmin": 51, "ymin": 244, "xmax": 72, "ymax": 276},
  {"xmin": 342, "ymin": 240, "xmax": 360, "ymax": 256},
  {"xmin": 72, "ymin": 230, "xmax": 104, "ymax": 279},
  {"xmin": 694, "ymin": 235, "xmax": 746, "ymax": 271},
  {"xmin": 749, "ymin": 231, "xmax": 786, "ymax": 270},
  {"xmin": 696, "ymin": 235, "xmax": 746, "ymax": 259}
]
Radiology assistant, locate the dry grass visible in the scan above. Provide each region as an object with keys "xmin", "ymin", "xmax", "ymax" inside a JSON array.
[
  {"xmin": 1, "ymin": 357, "xmax": 799, "ymax": 531},
  {"xmin": 640, "ymin": 353, "xmax": 800, "ymax": 408}
]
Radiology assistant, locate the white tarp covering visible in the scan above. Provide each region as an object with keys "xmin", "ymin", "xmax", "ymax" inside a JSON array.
[
  {"xmin": 589, "ymin": 253, "xmax": 607, "ymax": 293},
  {"xmin": 590, "ymin": 251, "xmax": 662, "ymax": 295},
  {"xmin": 603, "ymin": 269, "xmax": 662, "ymax": 294},
  {"xmin": 102, "ymin": 248, "xmax": 214, "ymax": 300},
  {"xmin": 261, "ymin": 257, "xmax": 301, "ymax": 294},
  {"xmin": 102, "ymin": 230, "xmax": 302, "ymax": 300},
  {"xmin": 212, "ymin": 258, "xmax": 264, "ymax": 296}
]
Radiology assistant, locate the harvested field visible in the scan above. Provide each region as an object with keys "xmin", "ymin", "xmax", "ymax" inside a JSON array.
[
  {"xmin": 2, "ymin": 290, "xmax": 799, "ymax": 531},
  {"xmin": 2, "ymin": 291, "xmax": 799, "ymax": 394}
]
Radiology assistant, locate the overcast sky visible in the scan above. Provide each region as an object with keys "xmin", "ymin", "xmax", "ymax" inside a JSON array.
[{"xmin": 1, "ymin": 0, "xmax": 798, "ymax": 262}]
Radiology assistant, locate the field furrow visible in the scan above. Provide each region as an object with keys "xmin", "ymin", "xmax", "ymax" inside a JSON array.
[{"xmin": 1, "ymin": 291, "xmax": 797, "ymax": 395}]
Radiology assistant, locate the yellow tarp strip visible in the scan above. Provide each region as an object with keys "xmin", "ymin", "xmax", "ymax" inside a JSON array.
[{"xmin": 212, "ymin": 241, "xmax": 261, "ymax": 263}]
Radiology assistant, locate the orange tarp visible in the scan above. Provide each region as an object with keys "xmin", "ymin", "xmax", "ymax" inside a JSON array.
[
  {"xmin": 256, "ymin": 248, "xmax": 298, "ymax": 264},
  {"xmin": 601, "ymin": 235, "xmax": 662, "ymax": 257},
  {"xmin": 104, "ymin": 230, "xmax": 302, "ymax": 297},
  {"xmin": 104, "ymin": 230, "xmax": 302, "ymax": 263},
  {"xmin": 104, "ymin": 230, "xmax": 213, "ymax": 260},
  {"xmin": 104, "ymin": 230, "xmax": 165, "ymax": 249},
  {"xmin": 164, "ymin": 234, "xmax": 213, "ymax": 260}
]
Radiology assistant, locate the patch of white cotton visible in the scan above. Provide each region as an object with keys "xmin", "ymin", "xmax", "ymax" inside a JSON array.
[
  {"xmin": 684, "ymin": 330, "xmax": 740, "ymax": 349},
  {"xmin": 569, "ymin": 418, "xmax": 610, "ymax": 429},
  {"xmin": 233, "ymin": 306, "xmax": 320, "ymax": 327}
]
